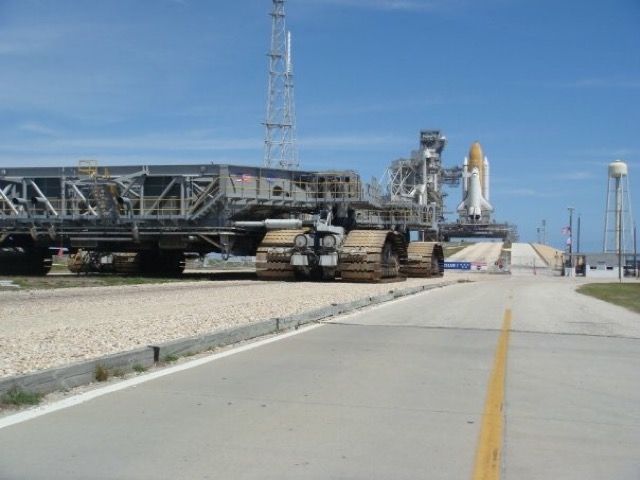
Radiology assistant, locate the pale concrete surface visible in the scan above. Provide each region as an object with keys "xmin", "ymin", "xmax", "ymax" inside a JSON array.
[
  {"xmin": 0, "ymin": 276, "xmax": 639, "ymax": 479},
  {"xmin": 510, "ymin": 243, "xmax": 546, "ymax": 268},
  {"xmin": 510, "ymin": 243, "xmax": 554, "ymax": 276},
  {"xmin": 530, "ymin": 243, "xmax": 564, "ymax": 269},
  {"xmin": 506, "ymin": 332, "xmax": 640, "ymax": 479},
  {"xmin": 448, "ymin": 241, "xmax": 503, "ymax": 265}
]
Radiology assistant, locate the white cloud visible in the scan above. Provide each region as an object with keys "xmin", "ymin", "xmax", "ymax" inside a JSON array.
[
  {"xmin": 551, "ymin": 77, "xmax": 640, "ymax": 89},
  {"xmin": 18, "ymin": 122, "xmax": 59, "ymax": 137},
  {"xmin": 497, "ymin": 188, "xmax": 559, "ymax": 198},
  {"xmin": 301, "ymin": 0, "xmax": 462, "ymax": 11},
  {"xmin": 0, "ymin": 132, "xmax": 262, "ymax": 154},
  {"xmin": 298, "ymin": 133, "xmax": 411, "ymax": 149},
  {"xmin": 553, "ymin": 171, "xmax": 595, "ymax": 181},
  {"xmin": 568, "ymin": 148, "xmax": 640, "ymax": 160},
  {"xmin": 0, "ymin": 26, "xmax": 67, "ymax": 56},
  {"xmin": 302, "ymin": 94, "xmax": 483, "ymax": 117},
  {"xmin": 573, "ymin": 78, "xmax": 640, "ymax": 88}
]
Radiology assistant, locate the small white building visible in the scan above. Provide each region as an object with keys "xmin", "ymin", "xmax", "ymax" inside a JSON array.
[{"xmin": 581, "ymin": 253, "xmax": 622, "ymax": 278}]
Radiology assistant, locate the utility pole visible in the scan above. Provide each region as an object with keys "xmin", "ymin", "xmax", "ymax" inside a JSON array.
[
  {"xmin": 264, "ymin": 0, "xmax": 298, "ymax": 169},
  {"xmin": 634, "ymin": 222, "xmax": 638, "ymax": 279},
  {"xmin": 577, "ymin": 214, "xmax": 581, "ymax": 253},
  {"xmin": 618, "ymin": 202, "xmax": 623, "ymax": 282},
  {"xmin": 568, "ymin": 207, "xmax": 574, "ymax": 277}
]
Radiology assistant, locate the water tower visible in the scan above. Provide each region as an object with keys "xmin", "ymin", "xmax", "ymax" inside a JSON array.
[{"xmin": 603, "ymin": 160, "xmax": 634, "ymax": 255}]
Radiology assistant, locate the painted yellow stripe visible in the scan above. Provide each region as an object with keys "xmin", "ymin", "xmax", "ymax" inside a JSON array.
[{"xmin": 471, "ymin": 308, "xmax": 512, "ymax": 480}]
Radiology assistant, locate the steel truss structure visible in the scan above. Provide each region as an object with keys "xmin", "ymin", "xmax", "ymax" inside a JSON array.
[
  {"xmin": 438, "ymin": 222, "xmax": 518, "ymax": 242},
  {"xmin": 264, "ymin": 0, "xmax": 298, "ymax": 169},
  {"xmin": 0, "ymin": 162, "xmax": 439, "ymax": 258},
  {"xmin": 383, "ymin": 130, "xmax": 462, "ymax": 238}
]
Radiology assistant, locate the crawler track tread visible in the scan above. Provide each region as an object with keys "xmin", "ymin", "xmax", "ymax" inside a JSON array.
[
  {"xmin": 113, "ymin": 253, "xmax": 141, "ymax": 275},
  {"xmin": 402, "ymin": 241, "xmax": 444, "ymax": 278},
  {"xmin": 255, "ymin": 229, "xmax": 306, "ymax": 281},
  {"xmin": 339, "ymin": 229, "xmax": 406, "ymax": 283}
]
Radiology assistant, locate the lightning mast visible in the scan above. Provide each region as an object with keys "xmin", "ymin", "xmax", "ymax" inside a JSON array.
[{"xmin": 264, "ymin": 0, "xmax": 298, "ymax": 169}]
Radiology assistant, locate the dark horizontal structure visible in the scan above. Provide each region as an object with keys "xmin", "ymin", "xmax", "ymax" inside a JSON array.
[
  {"xmin": 0, "ymin": 161, "xmax": 440, "ymax": 275},
  {"xmin": 438, "ymin": 221, "xmax": 518, "ymax": 241}
]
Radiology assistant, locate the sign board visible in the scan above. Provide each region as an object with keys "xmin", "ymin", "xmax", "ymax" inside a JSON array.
[
  {"xmin": 471, "ymin": 262, "xmax": 488, "ymax": 271},
  {"xmin": 444, "ymin": 261, "xmax": 471, "ymax": 270}
]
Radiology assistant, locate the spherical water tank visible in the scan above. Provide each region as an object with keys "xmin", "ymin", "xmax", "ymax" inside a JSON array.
[{"xmin": 608, "ymin": 160, "xmax": 628, "ymax": 178}]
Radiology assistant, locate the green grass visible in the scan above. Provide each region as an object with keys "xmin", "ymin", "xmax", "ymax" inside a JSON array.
[
  {"xmin": 443, "ymin": 243, "xmax": 470, "ymax": 257},
  {"xmin": 163, "ymin": 354, "xmax": 179, "ymax": 363},
  {"xmin": 49, "ymin": 263, "xmax": 70, "ymax": 273},
  {"xmin": 577, "ymin": 283, "xmax": 640, "ymax": 314},
  {"xmin": 95, "ymin": 364, "xmax": 110, "ymax": 382},
  {"xmin": 2, "ymin": 275, "xmax": 203, "ymax": 291},
  {"xmin": 132, "ymin": 364, "xmax": 147, "ymax": 373},
  {"xmin": 1, "ymin": 387, "xmax": 43, "ymax": 407}
]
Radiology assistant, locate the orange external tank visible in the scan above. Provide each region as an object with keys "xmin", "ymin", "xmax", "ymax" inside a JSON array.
[{"xmin": 468, "ymin": 142, "xmax": 485, "ymax": 190}]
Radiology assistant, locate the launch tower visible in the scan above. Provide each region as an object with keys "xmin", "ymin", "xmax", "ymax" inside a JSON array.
[
  {"xmin": 384, "ymin": 130, "xmax": 462, "ymax": 239},
  {"xmin": 264, "ymin": 0, "xmax": 298, "ymax": 169}
]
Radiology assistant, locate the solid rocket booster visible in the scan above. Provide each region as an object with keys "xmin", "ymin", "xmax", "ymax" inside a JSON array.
[
  {"xmin": 483, "ymin": 156, "xmax": 489, "ymax": 201},
  {"xmin": 458, "ymin": 142, "xmax": 493, "ymax": 221}
]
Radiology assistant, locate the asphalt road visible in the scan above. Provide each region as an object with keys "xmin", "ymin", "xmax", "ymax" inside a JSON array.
[{"xmin": 1, "ymin": 277, "xmax": 639, "ymax": 479}]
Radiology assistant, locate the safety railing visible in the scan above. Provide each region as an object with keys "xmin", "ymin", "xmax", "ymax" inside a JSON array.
[{"xmin": 224, "ymin": 174, "xmax": 364, "ymax": 202}]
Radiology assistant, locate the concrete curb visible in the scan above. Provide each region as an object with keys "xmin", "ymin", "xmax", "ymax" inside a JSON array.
[
  {"xmin": 0, "ymin": 280, "xmax": 453, "ymax": 398},
  {"xmin": 0, "ymin": 348, "xmax": 155, "ymax": 397}
]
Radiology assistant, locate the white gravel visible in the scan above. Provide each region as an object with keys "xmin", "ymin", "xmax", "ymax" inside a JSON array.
[{"xmin": 0, "ymin": 276, "xmax": 456, "ymax": 378}]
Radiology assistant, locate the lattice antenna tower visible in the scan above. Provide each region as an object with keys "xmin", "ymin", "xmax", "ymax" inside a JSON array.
[{"xmin": 264, "ymin": 0, "xmax": 299, "ymax": 169}]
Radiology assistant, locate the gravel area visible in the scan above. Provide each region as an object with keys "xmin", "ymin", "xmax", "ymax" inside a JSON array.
[{"xmin": 0, "ymin": 276, "xmax": 455, "ymax": 378}]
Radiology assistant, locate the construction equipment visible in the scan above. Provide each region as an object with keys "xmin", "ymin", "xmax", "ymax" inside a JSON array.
[{"xmin": 0, "ymin": 153, "xmax": 447, "ymax": 281}]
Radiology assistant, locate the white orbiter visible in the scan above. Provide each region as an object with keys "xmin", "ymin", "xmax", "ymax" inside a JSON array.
[{"xmin": 457, "ymin": 142, "xmax": 493, "ymax": 222}]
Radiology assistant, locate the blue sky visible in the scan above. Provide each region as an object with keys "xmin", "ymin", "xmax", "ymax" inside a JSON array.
[{"xmin": 0, "ymin": 0, "xmax": 638, "ymax": 251}]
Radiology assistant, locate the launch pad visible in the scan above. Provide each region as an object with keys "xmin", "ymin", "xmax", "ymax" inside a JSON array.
[
  {"xmin": 388, "ymin": 135, "xmax": 518, "ymax": 242},
  {"xmin": 438, "ymin": 222, "xmax": 517, "ymax": 242},
  {"xmin": 441, "ymin": 141, "xmax": 517, "ymax": 241}
]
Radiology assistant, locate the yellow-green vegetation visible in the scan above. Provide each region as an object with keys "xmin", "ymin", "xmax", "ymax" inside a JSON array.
[
  {"xmin": 95, "ymin": 364, "xmax": 110, "ymax": 382},
  {"xmin": 132, "ymin": 364, "xmax": 147, "ymax": 373},
  {"xmin": 0, "ymin": 274, "xmax": 208, "ymax": 291},
  {"xmin": 443, "ymin": 243, "xmax": 470, "ymax": 257},
  {"xmin": 49, "ymin": 263, "xmax": 70, "ymax": 273},
  {"xmin": 1, "ymin": 387, "xmax": 42, "ymax": 407},
  {"xmin": 577, "ymin": 283, "xmax": 640, "ymax": 314}
]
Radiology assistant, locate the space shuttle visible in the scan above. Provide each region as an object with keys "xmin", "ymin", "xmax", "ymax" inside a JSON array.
[{"xmin": 457, "ymin": 142, "xmax": 493, "ymax": 222}]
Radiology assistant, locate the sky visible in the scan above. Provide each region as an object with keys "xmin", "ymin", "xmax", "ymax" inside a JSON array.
[{"xmin": 0, "ymin": 0, "xmax": 639, "ymax": 251}]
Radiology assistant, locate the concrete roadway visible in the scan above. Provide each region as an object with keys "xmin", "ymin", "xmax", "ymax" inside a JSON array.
[
  {"xmin": 448, "ymin": 242, "xmax": 503, "ymax": 265},
  {"xmin": 1, "ymin": 277, "xmax": 639, "ymax": 479}
]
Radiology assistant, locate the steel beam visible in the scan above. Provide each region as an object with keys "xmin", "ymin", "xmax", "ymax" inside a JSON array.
[
  {"xmin": 146, "ymin": 177, "xmax": 179, "ymax": 215},
  {"xmin": 0, "ymin": 185, "xmax": 19, "ymax": 215},
  {"xmin": 28, "ymin": 180, "xmax": 58, "ymax": 216},
  {"xmin": 69, "ymin": 183, "xmax": 98, "ymax": 216}
]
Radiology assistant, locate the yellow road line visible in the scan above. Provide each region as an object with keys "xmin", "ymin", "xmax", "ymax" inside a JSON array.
[{"xmin": 471, "ymin": 308, "xmax": 512, "ymax": 480}]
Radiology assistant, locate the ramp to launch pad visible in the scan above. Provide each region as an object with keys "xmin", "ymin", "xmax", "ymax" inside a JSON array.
[
  {"xmin": 447, "ymin": 242, "xmax": 503, "ymax": 266},
  {"xmin": 510, "ymin": 243, "xmax": 564, "ymax": 276}
]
